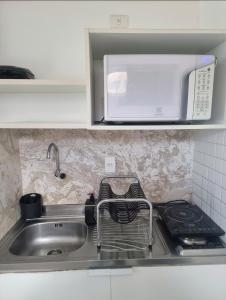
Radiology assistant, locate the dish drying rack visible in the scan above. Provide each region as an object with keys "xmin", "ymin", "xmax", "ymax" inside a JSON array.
[{"xmin": 96, "ymin": 176, "xmax": 153, "ymax": 253}]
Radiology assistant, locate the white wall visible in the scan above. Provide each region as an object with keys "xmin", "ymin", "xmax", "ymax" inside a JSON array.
[
  {"xmin": 199, "ymin": 2, "xmax": 226, "ymax": 28},
  {"xmin": 0, "ymin": 1, "xmax": 200, "ymax": 80},
  {"xmin": 0, "ymin": 1, "xmax": 225, "ymax": 81}
]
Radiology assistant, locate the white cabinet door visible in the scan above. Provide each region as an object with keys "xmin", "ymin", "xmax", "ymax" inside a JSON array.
[
  {"xmin": 111, "ymin": 265, "xmax": 226, "ymax": 300},
  {"xmin": 0, "ymin": 269, "xmax": 111, "ymax": 300}
]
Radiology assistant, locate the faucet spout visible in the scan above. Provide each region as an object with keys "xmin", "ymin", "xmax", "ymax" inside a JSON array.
[{"xmin": 46, "ymin": 143, "xmax": 66, "ymax": 179}]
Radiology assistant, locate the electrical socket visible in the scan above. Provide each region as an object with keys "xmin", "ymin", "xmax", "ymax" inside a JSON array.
[
  {"xmin": 110, "ymin": 15, "xmax": 129, "ymax": 29},
  {"xmin": 105, "ymin": 157, "xmax": 116, "ymax": 173}
]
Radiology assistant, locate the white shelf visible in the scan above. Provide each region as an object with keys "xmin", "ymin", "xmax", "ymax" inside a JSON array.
[
  {"xmin": 0, "ymin": 29, "xmax": 226, "ymax": 130},
  {"xmin": 90, "ymin": 124, "xmax": 226, "ymax": 131},
  {"xmin": 0, "ymin": 122, "xmax": 87, "ymax": 129},
  {"xmin": 1, "ymin": 122, "xmax": 224, "ymax": 130},
  {"xmin": 88, "ymin": 28, "xmax": 226, "ymax": 59},
  {"xmin": 0, "ymin": 80, "xmax": 86, "ymax": 93}
]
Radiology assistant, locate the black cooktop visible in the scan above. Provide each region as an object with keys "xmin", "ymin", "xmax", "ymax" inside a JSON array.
[{"xmin": 157, "ymin": 202, "xmax": 225, "ymax": 238}]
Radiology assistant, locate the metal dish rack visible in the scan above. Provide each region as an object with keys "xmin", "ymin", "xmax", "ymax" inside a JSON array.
[{"xmin": 96, "ymin": 176, "xmax": 152, "ymax": 252}]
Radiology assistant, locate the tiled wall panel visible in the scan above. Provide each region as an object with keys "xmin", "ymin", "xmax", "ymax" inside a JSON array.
[{"xmin": 193, "ymin": 130, "xmax": 226, "ymax": 240}]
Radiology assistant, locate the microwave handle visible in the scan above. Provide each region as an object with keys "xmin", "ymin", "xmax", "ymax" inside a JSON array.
[
  {"xmin": 186, "ymin": 63, "xmax": 216, "ymax": 121},
  {"xmin": 186, "ymin": 69, "xmax": 196, "ymax": 120}
]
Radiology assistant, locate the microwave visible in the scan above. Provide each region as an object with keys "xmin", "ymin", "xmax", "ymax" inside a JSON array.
[{"xmin": 104, "ymin": 54, "xmax": 216, "ymax": 122}]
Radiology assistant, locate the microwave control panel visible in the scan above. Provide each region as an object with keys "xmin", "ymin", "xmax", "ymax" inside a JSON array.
[{"xmin": 192, "ymin": 64, "xmax": 215, "ymax": 120}]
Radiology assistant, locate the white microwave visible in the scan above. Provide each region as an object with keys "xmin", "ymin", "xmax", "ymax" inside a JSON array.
[{"xmin": 104, "ymin": 54, "xmax": 216, "ymax": 122}]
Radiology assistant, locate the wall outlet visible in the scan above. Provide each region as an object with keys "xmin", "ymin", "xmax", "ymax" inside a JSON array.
[
  {"xmin": 110, "ymin": 15, "xmax": 129, "ymax": 29},
  {"xmin": 105, "ymin": 157, "xmax": 116, "ymax": 173}
]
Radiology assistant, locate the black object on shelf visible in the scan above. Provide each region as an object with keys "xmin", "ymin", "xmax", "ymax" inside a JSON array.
[
  {"xmin": 98, "ymin": 176, "xmax": 149, "ymax": 224},
  {"xmin": 85, "ymin": 193, "xmax": 96, "ymax": 226},
  {"xmin": 20, "ymin": 193, "xmax": 43, "ymax": 220},
  {"xmin": 0, "ymin": 66, "xmax": 35, "ymax": 79}
]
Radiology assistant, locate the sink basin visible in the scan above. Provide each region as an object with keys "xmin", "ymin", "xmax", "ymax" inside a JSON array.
[
  {"xmin": 9, "ymin": 221, "xmax": 87, "ymax": 256},
  {"xmin": 0, "ymin": 204, "xmax": 173, "ymax": 273}
]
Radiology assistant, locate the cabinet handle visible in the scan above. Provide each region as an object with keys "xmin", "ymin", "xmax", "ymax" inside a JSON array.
[
  {"xmin": 110, "ymin": 268, "xmax": 133, "ymax": 276},
  {"xmin": 87, "ymin": 269, "xmax": 111, "ymax": 277}
]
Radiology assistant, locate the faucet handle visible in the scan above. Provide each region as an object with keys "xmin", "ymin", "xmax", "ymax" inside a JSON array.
[
  {"xmin": 55, "ymin": 170, "xmax": 66, "ymax": 180},
  {"xmin": 59, "ymin": 173, "xmax": 66, "ymax": 179}
]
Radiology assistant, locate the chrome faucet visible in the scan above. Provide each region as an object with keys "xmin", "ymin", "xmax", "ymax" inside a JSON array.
[{"xmin": 46, "ymin": 143, "xmax": 66, "ymax": 179}]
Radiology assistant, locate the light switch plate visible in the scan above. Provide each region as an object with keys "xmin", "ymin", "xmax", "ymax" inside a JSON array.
[
  {"xmin": 105, "ymin": 157, "xmax": 116, "ymax": 173},
  {"xmin": 110, "ymin": 15, "xmax": 129, "ymax": 29}
]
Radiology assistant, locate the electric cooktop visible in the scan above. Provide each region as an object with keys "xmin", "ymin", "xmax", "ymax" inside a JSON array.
[
  {"xmin": 156, "ymin": 201, "xmax": 226, "ymax": 256},
  {"xmin": 157, "ymin": 201, "xmax": 225, "ymax": 238}
]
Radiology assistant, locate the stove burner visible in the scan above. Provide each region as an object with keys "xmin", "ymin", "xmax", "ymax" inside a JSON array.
[{"xmin": 166, "ymin": 206, "xmax": 203, "ymax": 223}]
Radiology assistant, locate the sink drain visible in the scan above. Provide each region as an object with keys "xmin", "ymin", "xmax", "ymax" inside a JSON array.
[{"xmin": 47, "ymin": 249, "xmax": 63, "ymax": 256}]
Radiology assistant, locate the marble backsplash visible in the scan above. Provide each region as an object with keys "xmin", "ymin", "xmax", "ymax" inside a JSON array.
[
  {"xmin": 19, "ymin": 130, "xmax": 193, "ymax": 205},
  {"xmin": 0, "ymin": 130, "xmax": 22, "ymax": 239}
]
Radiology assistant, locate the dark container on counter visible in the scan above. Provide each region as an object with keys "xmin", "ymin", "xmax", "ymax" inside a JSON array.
[
  {"xmin": 20, "ymin": 193, "xmax": 43, "ymax": 220},
  {"xmin": 85, "ymin": 193, "xmax": 96, "ymax": 226}
]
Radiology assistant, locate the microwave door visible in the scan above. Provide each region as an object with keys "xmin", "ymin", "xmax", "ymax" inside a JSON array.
[{"xmin": 105, "ymin": 63, "xmax": 182, "ymax": 122}]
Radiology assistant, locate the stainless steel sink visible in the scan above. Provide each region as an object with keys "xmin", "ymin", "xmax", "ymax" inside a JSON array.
[
  {"xmin": 0, "ymin": 204, "xmax": 224, "ymax": 274},
  {"xmin": 0, "ymin": 205, "xmax": 173, "ymax": 272},
  {"xmin": 9, "ymin": 221, "xmax": 87, "ymax": 256}
]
